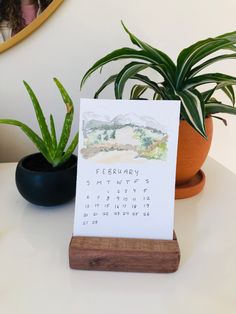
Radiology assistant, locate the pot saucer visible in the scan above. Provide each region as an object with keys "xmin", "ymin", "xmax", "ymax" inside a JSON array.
[{"xmin": 175, "ymin": 170, "xmax": 205, "ymax": 199}]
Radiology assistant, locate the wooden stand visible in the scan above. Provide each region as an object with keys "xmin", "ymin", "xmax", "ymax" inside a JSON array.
[{"xmin": 69, "ymin": 233, "xmax": 180, "ymax": 273}]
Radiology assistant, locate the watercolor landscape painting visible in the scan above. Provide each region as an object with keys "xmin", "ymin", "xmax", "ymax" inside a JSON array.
[{"xmin": 80, "ymin": 112, "xmax": 169, "ymax": 163}]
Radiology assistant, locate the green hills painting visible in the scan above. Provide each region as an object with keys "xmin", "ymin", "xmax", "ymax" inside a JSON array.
[{"xmin": 80, "ymin": 112, "xmax": 168, "ymax": 163}]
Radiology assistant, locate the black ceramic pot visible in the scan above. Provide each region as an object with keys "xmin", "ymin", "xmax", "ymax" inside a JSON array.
[{"xmin": 15, "ymin": 153, "xmax": 77, "ymax": 206}]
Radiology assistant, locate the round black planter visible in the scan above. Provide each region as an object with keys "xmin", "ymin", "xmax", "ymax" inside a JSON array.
[{"xmin": 15, "ymin": 153, "xmax": 77, "ymax": 206}]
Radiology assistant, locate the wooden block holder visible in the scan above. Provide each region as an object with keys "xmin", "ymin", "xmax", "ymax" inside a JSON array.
[{"xmin": 69, "ymin": 232, "xmax": 180, "ymax": 273}]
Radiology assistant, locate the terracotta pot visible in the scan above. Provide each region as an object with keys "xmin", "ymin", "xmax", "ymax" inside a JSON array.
[{"xmin": 175, "ymin": 116, "xmax": 213, "ymax": 199}]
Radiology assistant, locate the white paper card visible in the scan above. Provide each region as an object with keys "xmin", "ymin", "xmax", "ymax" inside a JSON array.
[{"xmin": 74, "ymin": 99, "xmax": 180, "ymax": 240}]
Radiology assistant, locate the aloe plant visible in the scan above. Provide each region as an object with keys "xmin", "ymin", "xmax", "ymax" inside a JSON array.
[
  {"xmin": 0, "ymin": 78, "xmax": 78, "ymax": 167},
  {"xmin": 81, "ymin": 22, "xmax": 236, "ymax": 138}
]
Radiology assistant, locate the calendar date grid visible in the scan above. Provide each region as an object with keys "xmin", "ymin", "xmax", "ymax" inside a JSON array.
[{"xmin": 81, "ymin": 177, "xmax": 152, "ymax": 226}]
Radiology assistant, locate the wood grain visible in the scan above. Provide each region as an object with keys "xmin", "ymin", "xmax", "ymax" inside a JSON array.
[{"xmin": 69, "ymin": 234, "xmax": 180, "ymax": 273}]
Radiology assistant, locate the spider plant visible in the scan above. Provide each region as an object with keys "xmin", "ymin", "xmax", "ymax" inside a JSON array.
[
  {"xmin": 0, "ymin": 78, "xmax": 78, "ymax": 167},
  {"xmin": 81, "ymin": 22, "xmax": 236, "ymax": 138}
]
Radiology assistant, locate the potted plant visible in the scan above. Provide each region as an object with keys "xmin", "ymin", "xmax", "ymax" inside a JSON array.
[
  {"xmin": 0, "ymin": 78, "xmax": 78, "ymax": 206},
  {"xmin": 80, "ymin": 22, "xmax": 236, "ymax": 198}
]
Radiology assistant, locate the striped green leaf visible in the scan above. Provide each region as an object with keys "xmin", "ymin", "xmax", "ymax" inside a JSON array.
[
  {"xmin": 81, "ymin": 48, "xmax": 164, "ymax": 89},
  {"xmin": 121, "ymin": 21, "xmax": 176, "ymax": 82},
  {"xmin": 201, "ymin": 87, "xmax": 217, "ymax": 102},
  {"xmin": 176, "ymin": 31, "xmax": 236, "ymax": 88},
  {"xmin": 189, "ymin": 53, "xmax": 236, "ymax": 77},
  {"xmin": 130, "ymin": 84, "xmax": 148, "ymax": 99},
  {"xmin": 205, "ymin": 101, "xmax": 236, "ymax": 115},
  {"xmin": 81, "ymin": 49, "xmax": 176, "ymax": 91},
  {"xmin": 114, "ymin": 62, "xmax": 148, "ymax": 98},
  {"xmin": 210, "ymin": 116, "xmax": 227, "ymax": 126},
  {"xmin": 201, "ymin": 84, "xmax": 235, "ymax": 105},
  {"xmin": 94, "ymin": 73, "xmax": 165, "ymax": 99},
  {"xmin": 191, "ymin": 39, "xmax": 233, "ymax": 65},
  {"xmin": 220, "ymin": 85, "xmax": 235, "ymax": 105},
  {"xmin": 132, "ymin": 74, "xmax": 167, "ymax": 98},
  {"xmin": 184, "ymin": 73, "xmax": 236, "ymax": 90},
  {"xmin": 217, "ymin": 30, "xmax": 236, "ymax": 41},
  {"xmin": 227, "ymin": 45, "xmax": 236, "ymax": 52},
  {"xmin": 94, "ymin": 75, "xmax": 117, "ymax": 98},
  {"xmin": 148, "ymin": 64, "xmax": 176, "ymax": 90},
  {"xmin": 153, "ymin": 92, "xmax": 162, "ymax": 100},
  {"xmin": 81, "ymin": 24, "xmax": 236, "ymax": 138},
  {"xmin": 176, "ymin": 90, "xmax": 206, "ymax": 138},
  {"xmin": 177, "ymin": 37, "xmax": 217, "ymax": 88}
]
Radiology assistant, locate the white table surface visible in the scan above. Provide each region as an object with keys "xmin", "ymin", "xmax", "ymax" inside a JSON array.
[{"xmin": 0, "ymin": 158, "xmax": 236, "ymax": 314}]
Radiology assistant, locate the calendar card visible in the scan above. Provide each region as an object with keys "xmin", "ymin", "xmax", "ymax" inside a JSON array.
[{"xmin": 74, "ymin": 99, "xmax": 180, "ymax": 240}]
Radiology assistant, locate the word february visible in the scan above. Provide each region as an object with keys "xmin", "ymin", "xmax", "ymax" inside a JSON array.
[{"xmin": 95, "ymin": 168, "xmax": 139, "ymax": 177}]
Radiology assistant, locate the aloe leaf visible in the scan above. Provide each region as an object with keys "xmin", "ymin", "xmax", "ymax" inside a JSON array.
[
  {"xmin": 55, "ymin": 112, "xmax": 73, "ymax": 158},
  {"xmin": 0, "ymin": 119, "xmax": 51, "ymax": 162},
  {"xmin": 115, "ymin": 62, "xmax": 148, "ymax": 98},
  {"xmin": 23, "ymin": 81, "xmax": 52, "ymax": 151},
  {"xmin": 176, "ymin": 90, "xmax": 206, "ymax": 138},
  {"xmin": 184, "ymin": 73, "xmax": 236, "ymax": 89},
  {"xmin": 53, "ymin": 78, "xmax": 75, "ymax": 159},
  {"xmin": 205, "ymin": 101, "xmax": 236, "ymax": 115},
  {"xmin": 130, "ymin": 84, "xmax": 148, "ymax": 99},
  {"xmin": 54, "ymin": 78, "xmax": 73, "ymax": 106},
  {"xmin": 58, "ymin": 132, "xmax": 79, "ymax": 166},
  {"xmin": 121, "ymin": 21, "xmax": 176, "ymax": 81},
  {"xmin": 50, "ymin": 114, "xmax": 57, "ymax": 151}
]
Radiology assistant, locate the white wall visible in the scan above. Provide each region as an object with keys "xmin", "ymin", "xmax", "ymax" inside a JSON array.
[{"xmin": 1, "ymin": 0, "xmax": 236, "ymax": 173}]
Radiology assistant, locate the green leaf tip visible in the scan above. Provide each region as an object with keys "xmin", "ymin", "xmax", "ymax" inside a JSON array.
[
  {"xmin": 121, "ymin": 20, "xmax": 128, "ymax": 33},
  {"xmin": 120, "ymin": 20, "xmax": 137, "ymax": 45},
  {"xmin": 53, "ymin": 78, "xmax": 74, "ymax": 109},
  {"xmin": 120, "ymin": 20, "xmax": 133, "ymax": 39},
  {"xmin": 23, "ymin": 80, "xmax": 31, "ymax": 90}
]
